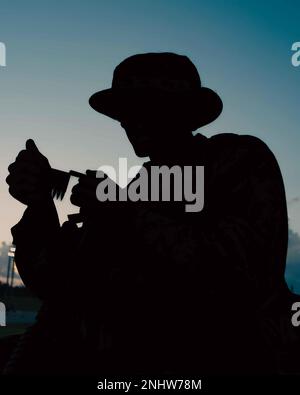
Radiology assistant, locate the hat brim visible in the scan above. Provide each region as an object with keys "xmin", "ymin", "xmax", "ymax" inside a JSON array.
[{"xmin": 89, "ymin": 87, "xmax": 222, "ymax": 128}]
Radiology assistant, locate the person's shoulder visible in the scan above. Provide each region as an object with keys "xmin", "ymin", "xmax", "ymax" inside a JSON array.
[
  {"xmin": 195, "ymin": 132, "xmax": 280, "ymax": 175},
  {"xmin": 207, "ymin": 132, "xmax": 266, "ymax": 147},
  {"xmin": 206, "ymin": 132, "xmax": 274, "ymax": 158}
]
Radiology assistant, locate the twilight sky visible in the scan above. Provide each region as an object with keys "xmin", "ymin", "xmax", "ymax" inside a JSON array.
[{"xmin": 0, "ymin": 0, "xmax": 300, "ymax": 289}]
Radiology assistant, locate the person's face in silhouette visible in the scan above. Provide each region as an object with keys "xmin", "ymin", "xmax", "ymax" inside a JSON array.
[
  {"xmin": 121, "ymin": 115, "xmax": 166, "ymax": 158},
  {"xmin": 120, "ymin": 99, "xmax": 193, "ymax": 158}
]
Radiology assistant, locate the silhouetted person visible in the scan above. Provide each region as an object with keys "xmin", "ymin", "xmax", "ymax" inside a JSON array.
[{"xmin": 4, "ymin": 53, "xmax": 298, "ymax": 375}]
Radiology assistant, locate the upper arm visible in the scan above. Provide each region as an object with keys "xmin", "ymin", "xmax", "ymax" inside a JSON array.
[
  {"xmin": 145, "ymin": 135, "xmax": 288, "ymax": 295},
  {"xmin": 202, "ymin": 134, "xmax": 289, "ymax": 290}
]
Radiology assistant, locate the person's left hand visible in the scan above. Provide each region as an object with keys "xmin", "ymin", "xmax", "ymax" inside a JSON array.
[{"xmin": 71, "ymin": 170, "xmax": 103, "ymax": 209}]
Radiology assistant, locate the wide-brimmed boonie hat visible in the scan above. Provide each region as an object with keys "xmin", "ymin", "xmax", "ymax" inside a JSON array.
[{"xmin": 89, "ymin": 52, "xmax": 223, "ymax": 128}]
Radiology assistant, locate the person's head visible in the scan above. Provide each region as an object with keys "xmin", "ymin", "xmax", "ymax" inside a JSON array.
[
  {"xmin": 119, "ymin": 98, "xmax": 197, "ymax": 158},
  {"xmin": 89, "ymin": 52, "xmax": 223, "ymax": 158}
]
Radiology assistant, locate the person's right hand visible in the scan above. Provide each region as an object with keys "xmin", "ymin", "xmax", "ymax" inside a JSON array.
[{"xmin": 6, "ymin": 139, "xmax": 52, "ymax": 206}]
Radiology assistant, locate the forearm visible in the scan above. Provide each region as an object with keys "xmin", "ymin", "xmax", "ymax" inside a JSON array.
[{"xmin": 11, "ymin": 198, "xmax": 61, "ymax": 296}]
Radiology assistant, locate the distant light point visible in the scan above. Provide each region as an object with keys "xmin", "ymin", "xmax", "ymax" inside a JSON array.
[{"xmin": 0, "ymin": 42, "xmax": 6, "ymax": 67}]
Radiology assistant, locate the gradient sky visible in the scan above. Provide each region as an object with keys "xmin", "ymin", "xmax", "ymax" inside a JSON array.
[{"xmin": 0, "ymin": 1, "xmax": 300, "ymax": 287}]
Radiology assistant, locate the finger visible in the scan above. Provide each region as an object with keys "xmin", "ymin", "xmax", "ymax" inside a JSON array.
[
  {"xmin": 16, "ymin": 150, "xmax": 39, "ymax": 163},
  {"xmin": 7, "ymin": 162, "xmax": 16, "ymax": 173},
  {"xmin": 6, "ymin": 173, "xmax": 40, "ymax": 186},
  {"xmin": 8, "ymin": 184, "xmax": 36, "ymax": 201},
  {"xmin": 76, "ymin": 182, "xmax": 102, "ymax": 202},
  {"xmin": 26, "ymin": 139, "xmax": 40, "ymax": 154},
  {"xmin": 8, "ymin": 161, "xmax": 42, "ymax": 176},
  {"xmin": 78, "ymin": 172, "xmax": 106, "ymax": 188},
  {"xmin": 25, "ymin": 139, "xmax": 48, "ymax": 163},
  {"xmin": 78, "ymin": 176, "xmax": 101, "ymax": 188},
  {"xmin": 8, "ymin": 183, "xmax": 37, "ymax": 194},
  {"xmin": 70, "ymin": 184, "xmax": 84, "ymax": 203},
  {"xmin": 71, "ymin": 186, "xmax": 99, "ymax": 207},
  {"xmin": 70, "ymin": 191, "xmax": 83, "ymax": 207},
  {"xmin": 71, "ymin": 186, "xmax": 94, "ymax": 202},
  {"xmin": 8, "ymin": 186, "xmax": 26, "ymax": 202},
  {"xmin": 71, "ymin": 183, "xmax": 80, "ymax": 194}
]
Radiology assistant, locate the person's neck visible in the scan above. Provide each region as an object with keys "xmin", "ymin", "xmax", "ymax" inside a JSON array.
[{"xmin": 149, "ymin": 132, "xmax": 195, "ymax": 162}]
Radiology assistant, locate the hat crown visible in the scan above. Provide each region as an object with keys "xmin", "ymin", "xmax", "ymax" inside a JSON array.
[
  {"xmin": 112, "ymin": 52, "xmax": 202, "ymax": 93},
  {"xmin": 89, "ymin": 51, "xmax": 223, "ymax": 128}
]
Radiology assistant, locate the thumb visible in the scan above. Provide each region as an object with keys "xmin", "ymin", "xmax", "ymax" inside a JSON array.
[{"xmin": 26, "ymin": 139, "xmax": 40, "ymax": 154}]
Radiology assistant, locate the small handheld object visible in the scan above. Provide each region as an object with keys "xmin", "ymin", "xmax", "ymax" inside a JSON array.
[{"xmin": 50, "ymin": 168, "xmax": 85, "ymax": 200}]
